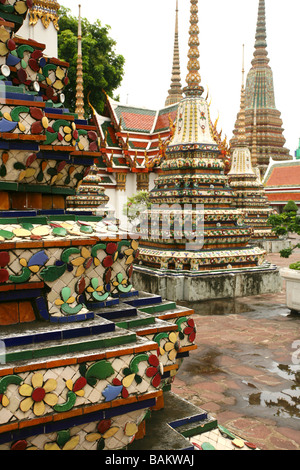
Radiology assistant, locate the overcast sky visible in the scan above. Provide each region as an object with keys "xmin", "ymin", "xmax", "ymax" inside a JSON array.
[{"xmin": 60, "ymin": 0, "xmax": 300, "ymax": 156}]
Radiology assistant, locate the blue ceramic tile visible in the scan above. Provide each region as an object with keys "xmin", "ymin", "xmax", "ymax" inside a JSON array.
[
  {"xmin": 37, "ymin": 151, "xmax": 70, "ymax": 161},
  {"xmin": 0, "ymin": 211, "xmax": 37, "ymax": 218},
  {"xmin": 102, "ymin": 384, "xmax": 123, "ymax": 402},
  {"xmin": 1, "ymin": 289, "xmax": 41, "ymax": 302},
  {"xmin": 62, "ymin": 326, "xmax": 90, "ymax": 340},
  {"xmin": 6, "ymin": 53, "xmax": 21, "ymax": 66},
  {"xmin": 72, "ymin": 157, "xmax": 94, "ymax": 166},
  {"xmin": 3, "ymin": 334, "xmax": 34, "ymax": 348},
  {"xmin": 35, "ymin": 296, "xmax": 49, "ymax": 321},
  {"xmin": 177, "ymin": 351, "xmax": 189, "ymax": 359},
  {"xmin": 11, "ymin": 423, "xmax": 45, "ymax": 442},
  {"xmin": 124, "ymin": 295, "xmax": 162, "ymax": 307},
  {"xmin": 0, "ymin": 432, "xmax": 12, "ymax": 445},
  {"xmin": 74, "ymin": 119, "xmax": 88, "ymax": 125},
  {"xmin": 44, "ymin": 108, "xmax": 63, "ymax": 114},
  {"xmin": 96, "ymin": 306, "xmax": 137, "ymax": 321},
  {"xmin": 0, "ymin": 119, "xmax": 18, "ymax": 133},
  {"xmin": 119, "ymin": 290, "xmax": 139, "ymax": 298},
  {"xmin": 168, "ymin": 412, "xmax": 208, "ymax": 429},
  {"xmin": 9, "ymin": 141, "xmax": 39, "ymax": 151},
  {"xmin": 91, "ymin": 323, "xmax": 115, "ymax": 335},
  {"xmin": 38, "ymin": 210, "xmax": 65, "ymax": 215},
  {"xmin": 34, "ymin": 330, "xmax": 62, "ymax": 344},
  {"xmin": 0, "ymin": 141, "xmax": 9, "ymax": 149}
]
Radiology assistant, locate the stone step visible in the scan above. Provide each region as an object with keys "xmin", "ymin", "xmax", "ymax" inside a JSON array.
[
  {"xmin": 123, "ymin": 292, "xmax": 162, "ymax": 308},
  {"xmin": 0, "ymin": 316, "xmax": 116, "ymax": 349},
  {"xmin": 94, "ymin": 302, "xmax": 138, "ymax": 321},
  {"xmin": 169, "ymin": 413, "xmax": 218, "ymax": 439},
  {"xmin": 0, "ymin": 318, "xmax": 139, "ymax": 365},
  {"xmin": 138, "ymin": 301, "xmax": 177, "ymax": 315},
  {"xmin": 129, "ymin": 391, "xmax": 214, "ymax": 451},
  {"xmin": 115, "ymin": 312, "xmax": 156, "ymax": 330}
]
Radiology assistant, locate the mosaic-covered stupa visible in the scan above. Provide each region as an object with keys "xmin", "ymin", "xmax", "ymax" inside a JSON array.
[
  {"xmin": 0, "ymin": 2, "xmax": 198, "ymax": 451},
  {"xmin": 228, "ymin": 48, "xmax": 275, "ymax": 243},
  {"xmin": 66, "ymin": 164, "xmax": 110, "ymax": 215},
  {"xmin": 230, "ymin": 0, "xmax": 292, "ymax": 177},
  {"xmin": 138, "ymin": 0, "xmax": 266, "ymax": 272}
]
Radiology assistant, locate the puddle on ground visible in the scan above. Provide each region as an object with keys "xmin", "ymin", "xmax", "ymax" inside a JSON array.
[
  {"xmin": 177, "ymin": 299, "xmax": 251, "ymax": 316},
  {"xmin": 178, "ymin": 347, "xmax": 223, "ymax": 376},
  {"xmin": 247, "ymin": 362, "xmax": 300, "ymax": 421},
  {"xmin": 177, "ymin": 298, "xmax": 297, "ymax": 319}
]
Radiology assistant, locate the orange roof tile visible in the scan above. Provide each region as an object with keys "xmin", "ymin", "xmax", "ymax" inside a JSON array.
[{"xmin": 265, "ymin": 162, "xmax": 300, "ymax": 188}]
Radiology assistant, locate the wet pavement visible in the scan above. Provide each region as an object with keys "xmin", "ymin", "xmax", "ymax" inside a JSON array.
[{"xmin": 173, "ymin": 242, "xmax": 300, "ymax": 450}]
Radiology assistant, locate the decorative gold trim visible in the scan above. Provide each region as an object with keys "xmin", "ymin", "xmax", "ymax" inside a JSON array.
[{"xmin": 28, "ymin": 0, "xmax": 60, "ymax": 31}]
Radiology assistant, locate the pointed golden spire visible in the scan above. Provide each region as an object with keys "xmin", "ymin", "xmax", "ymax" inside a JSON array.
[
  {"xmin": 183, "ymin": 0, "xmax": 204, "ymax": 97},
  {"xmin": 165, "ymin": 0, "xmax": 183, "ymax": 106},
  {"xmin": 75, "ymin": 4, "xmax": 85, "ymax": 120}
]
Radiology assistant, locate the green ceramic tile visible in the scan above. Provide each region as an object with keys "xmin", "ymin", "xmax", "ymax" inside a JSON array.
[
  {"xmin": 18, "ymin": 216, "xmax": 48, "ymax": 225},
  {"xmin": 116, "ymin": 316, "xmax": 155, "ymax": 330},
  {"xmin": 6, "ymin": 350, "xmax": 33, "ymax": 362},
  {"xmin": 18, "ymin": 183, "xmax": 51, "ymax": 194},
  {"xmin": 139, "ymin": 302, "xmax": 177, "ymax": 314},
  {"xmin": 0, "ymin": 218, "xmax": 19, "ymax": 225},
  {"xmin": 51, "ymin": 187, "xmax": 76, "ymax": 195},
  {"xmin": 180, "ymin": 418, "xmax": 218, "ymax": 438},
  {"xmin": 32, "ymin": 345, "xmax": 67, "ymax": 359},
  {"xmin": 0, "ymin": 182, "xmax": 18, "ymax": 191}
]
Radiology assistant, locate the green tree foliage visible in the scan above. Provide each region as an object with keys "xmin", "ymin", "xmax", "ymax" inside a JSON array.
[
  {"xmin": 57, "ymin": 6, "xmax": 125, "ymax": 116},
  {"xmin": 123, "ymin": 191, "xmax": 151, "ymax": 232},
  {"xmin": 268, "ymin": 201, "xmax": 300, "ymax": 266}
]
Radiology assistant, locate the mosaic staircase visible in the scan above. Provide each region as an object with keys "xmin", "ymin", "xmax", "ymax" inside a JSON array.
[
  {"xmin": 0, "ymin": 290, "xmax": 197, "ymax": 450},
  {"xmin": 94, "ymin": 291, "xmax": 197, "ymax": 383},
  {"xmin": 129, "ymin": 391, "xmax": 258, "ymax": 451}
]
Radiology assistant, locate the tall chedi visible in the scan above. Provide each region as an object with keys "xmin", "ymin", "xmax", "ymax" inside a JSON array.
[
  {"xmin": 228, "ymin": 46, "xmax": 276, "ymax": 245},
  {"xmin": 230, "ymin": 0, "xmax": 292, "ymax": 177},
  {"xmin": 165, "ymin": 0, "xmax": 183, "ymax": 106},
  {"xmin": 137, "ymin": 0, "xmax": 267, "ymax": 291}
]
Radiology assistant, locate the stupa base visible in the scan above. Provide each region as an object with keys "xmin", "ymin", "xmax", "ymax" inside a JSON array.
[
  {"xmin": 250, "ymin": 238, "xmax": 291, "ymax": 254},
  {"xmin": 132, "ymin": 262, "xmax": 282, "ymax": 301}
]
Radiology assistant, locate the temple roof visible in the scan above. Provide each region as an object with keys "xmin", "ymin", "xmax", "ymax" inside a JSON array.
[
  {"xmin": 263, "ymin": 159, "xmax": 300, "ymax": 205},
  {"xmin": 264, "ymin": 159, "xmax": 300, "ymax": 188},
  {"xmin": 92, "ymin": 96, "xmax": 178, "ymax": 171}
]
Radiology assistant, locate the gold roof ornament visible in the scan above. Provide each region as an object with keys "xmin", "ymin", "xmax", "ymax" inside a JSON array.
[{"xmin": 28, "ymin": 0, "xmax": 60, "ymax": 31}]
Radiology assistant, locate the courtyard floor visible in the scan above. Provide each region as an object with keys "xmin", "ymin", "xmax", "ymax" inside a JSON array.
[{"xmin": 173, "ymin": 238, "xmax": 300, "ymax": 450}]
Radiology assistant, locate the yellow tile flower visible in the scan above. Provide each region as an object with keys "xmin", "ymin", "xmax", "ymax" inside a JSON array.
[
  {"xmin": 71, "ymin": 247, "xmax": 99, "ymax": 277},
  {"xmin": 124, "ymin": 240, "xmax": 139, "ymax": 265},
  {"xmin": 19, "ymin": 373, "xmax": 58, "ymax": 416},
  {"xmin": 162, "ymin": 332, "xmax": 180, "ymax": 362}
]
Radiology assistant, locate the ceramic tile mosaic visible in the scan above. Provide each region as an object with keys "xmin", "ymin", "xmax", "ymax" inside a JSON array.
[{"xmin": 0, "ymin": 4, "xmax": 198, "ymax": 451}]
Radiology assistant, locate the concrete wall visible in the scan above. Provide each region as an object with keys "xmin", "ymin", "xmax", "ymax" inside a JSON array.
[{"xmin": 132, "ymin": 266, "xmax": 283, "ymax": 302}]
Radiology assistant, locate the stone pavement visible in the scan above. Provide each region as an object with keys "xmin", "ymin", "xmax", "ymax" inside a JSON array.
[{"xmin": 173, "ymin": 240, "xmax": 300, "ymax": 450}]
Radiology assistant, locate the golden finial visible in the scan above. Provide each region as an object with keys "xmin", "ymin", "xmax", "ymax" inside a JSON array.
[{"xmin": 183, "ymin": 0, "xmax": 204, "ymax": 97}]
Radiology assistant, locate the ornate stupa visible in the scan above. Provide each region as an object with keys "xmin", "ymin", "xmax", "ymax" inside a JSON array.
[
  {"xmin": 228, "ymin": 46, "xmax": 275, "ymax": 243},
  {"xmin": 0, "ymin": 2, "xmax": 200, "ymax": 451},
  {"xmin": 137, "ymin": 0, "xmax": 266, "ymax": 274},
  {"xmin": 165, "ymin": 0, "xmax": 183, "ymax": 107},
  {"xmin": 66, "ymin": 165, "xmax": 110, "ymax": 214},
  {"xmin": 230, "ymin": 0, "xmax": 292, "ymax": 177}
]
